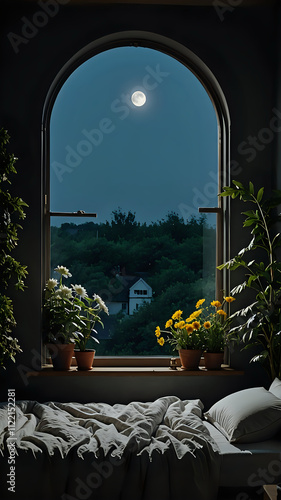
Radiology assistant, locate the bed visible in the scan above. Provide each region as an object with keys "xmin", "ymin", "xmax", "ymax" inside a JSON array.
[{"xmin": 0, "ymin": 379, "xmax": 280, "ymax": 500}]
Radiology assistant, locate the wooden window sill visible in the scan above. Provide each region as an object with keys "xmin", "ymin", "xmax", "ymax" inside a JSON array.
[{"xmin": 29, "ymin": 364, "xmax": 244, "ymax": 376}]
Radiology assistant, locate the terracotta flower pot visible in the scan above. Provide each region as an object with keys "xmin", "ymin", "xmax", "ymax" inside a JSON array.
[
  {"xmin": 203, "ymin": 352, "xmax": 224, "ymax": 370},
  {"xmin": 47, "ymin": 343, "xmax": 74, "ymax": 371},
  {"xmin": 75, "ymin": 350, "xmax": 95, "ymax": 370},
  {"xmin": 179, "ymin": 349, "xmax": 202, "ymax": 370}
]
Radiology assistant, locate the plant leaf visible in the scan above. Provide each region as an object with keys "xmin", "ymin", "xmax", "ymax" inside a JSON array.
[
  {"xmin": 249, "ymin": 181, "xmax": 254, "ymax": 195},
  {"xmin": 256, "ymin": 187, "xmax": 264, "ymax": 203}
]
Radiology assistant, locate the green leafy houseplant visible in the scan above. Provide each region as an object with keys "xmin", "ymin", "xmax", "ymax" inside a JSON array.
[
  {"xmin": 218, "ymin": 181, "xmax": 281, "ymax": 381},
  {"xmin": 43, "ymin": 265, "xmax": 109, "ymax": 348},
  {"xmin": 0, "ymin": 128, "xmax": 28, "ymax": 369}
]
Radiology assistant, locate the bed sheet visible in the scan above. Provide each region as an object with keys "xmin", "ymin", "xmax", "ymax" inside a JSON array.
[
  {"xmin": 204, "ymin": 421, "xmax": 281, "ymax": 488},
  {"xmin": 0, "ymin": 396, "xmax": 221, "ymax": 500}
]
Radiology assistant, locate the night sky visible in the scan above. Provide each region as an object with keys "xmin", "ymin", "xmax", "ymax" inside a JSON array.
[{"xmin": 50, "ymin": 46, "xmax": 218, "ymax": 226}]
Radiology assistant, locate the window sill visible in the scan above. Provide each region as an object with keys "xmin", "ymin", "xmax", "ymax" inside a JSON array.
[{"xmin": 30, "ymin": 364, "xmax": 244, "ymax": 377}]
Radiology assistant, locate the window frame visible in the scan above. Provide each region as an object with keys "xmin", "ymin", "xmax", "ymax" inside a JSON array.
[{"xmin": 42, "ymin": 31, "xmax": 230, "ymax": 367}]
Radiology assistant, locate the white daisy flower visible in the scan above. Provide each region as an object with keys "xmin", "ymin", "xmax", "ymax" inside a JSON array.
[
  {"xmin": 56, "ymin": 285, "xmax": 72, "ymax": 299},
  {"xmin": 54, "ymin": 266, "xmax": 72, "ymax": 278},
  {"xmin": 72, "ymin": 284, "xmax": 87, "ymax": 298},
  {"xmin": 93, "ymin": 294, "xmax": 109, "ymax": 315},
  {"xmin": 45, "ymin": 278, "xmax": 58, "ymax": 290}
]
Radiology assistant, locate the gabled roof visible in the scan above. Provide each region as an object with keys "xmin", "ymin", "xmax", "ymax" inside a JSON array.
[{"xmin": 109, "ymin": 275, "xmax": 151, "ymax": 303}]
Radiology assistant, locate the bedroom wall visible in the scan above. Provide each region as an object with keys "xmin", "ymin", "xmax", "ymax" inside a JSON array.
[{"xmin": 0, "ymin": 0, "xmax": 279, "ymax": 408}]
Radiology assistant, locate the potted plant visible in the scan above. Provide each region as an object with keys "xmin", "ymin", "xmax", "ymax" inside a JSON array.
[
  {"xmin": 155, "ymin": 307, "xmax": 205, "ymax": 370},
  {"xmin": 0, "ymin": 128, "xmax": 28, "ymax": 369},
  {"xmin": 43, "ymin": 265, "xmax": 109, "ymax": 370},
  {"xmin": 73, "ymin": 292, "xmax": 109, "ymax": 371},
  {"xmin": 44, "ymin": 265, "xmax": 82, "ymax": 370},
  {"xmin": 200, "ymin": 297, "xmax": 235, "ymax": 369},
  {"xmin": 218, "ymin": 181, "xmax": 281, "ymax": 382},
  {"xmin": 155, "ymin": 297, "xmax": 235, "ymax": 370}
]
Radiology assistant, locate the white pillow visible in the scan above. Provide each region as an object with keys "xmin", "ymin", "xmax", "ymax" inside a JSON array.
[
  {"xmin": 204, "ymin": 387, "xmax": 281, "ymax": 443},
  {"xmin": 269, "ymin": 378, "xmax": 281, "ymax": 399}
]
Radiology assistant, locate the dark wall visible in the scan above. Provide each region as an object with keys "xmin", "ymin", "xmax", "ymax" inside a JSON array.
[{"xmin": 0, "ymin": 0, "xmax": 279, "ymax": 405}]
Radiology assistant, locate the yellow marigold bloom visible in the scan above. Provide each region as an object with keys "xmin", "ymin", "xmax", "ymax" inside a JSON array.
[
  {"xmin": 155, "ymin": 326, "xmax": 161, "ymax": 337},
  {"xmin": 158, "ymin": 337, "xmax": 165, "ymax": 346},
  {"xmin": 186, "ymin": 324, "xmax": 194, "ymax": 334},
  {"xmin": 196, "ymin": 298, "xmax": 205, "ymax": 309},
  {"xmin": 217, "ymin": 309, "xmax": 227, "ymax": 317},
  {"xmin": 192, "ymin": 309, "xmax": 202, "ymax": 319},
  {"xmin": 211, "ymin": 300, "xmax": 222, "ymax": 308},
  {"xmin": 204, "ymin": 321, "xmax": 211, "ymax": 329},
  {"xmin": 224, "ymin": 296, "xmax": 235, "ymax": 303},
  {"xmin": 165, "ymin": 319, "xmax": 173, "ymax": 329},
  {"xmin": 172, "ymin": 310, "xmax": 183, "ymax": 321},
  {"xmin": 178, "ymin": 321, "xmax": 186, "ymax": 329},
  {"xmin": 192, "ymin": 321, "xmax": 200, "ymax": 330}
]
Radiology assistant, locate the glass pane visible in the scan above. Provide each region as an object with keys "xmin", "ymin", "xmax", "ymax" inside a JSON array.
[
  {"xmin": 202, "ymin": 213, "xmax": 217, "ymax": 301},
  {"xmin": 50, "ymin": 46, "xmax": 219, "ymax": 356}
]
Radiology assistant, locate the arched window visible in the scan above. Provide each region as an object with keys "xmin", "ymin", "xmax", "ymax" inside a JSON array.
[{"xmin": 42, "ymin": 32, "xmax": 230, "ymax": 360}]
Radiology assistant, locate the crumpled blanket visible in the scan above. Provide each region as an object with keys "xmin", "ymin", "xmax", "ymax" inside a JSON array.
[{"xmin": 0, "ymin": 396, "xmax": 221, "ymax": 500}]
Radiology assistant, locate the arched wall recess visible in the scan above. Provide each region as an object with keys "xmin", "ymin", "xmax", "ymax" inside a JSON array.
[{"xmin": 42, "ymin": 31, "xmax": 231, "ymax": 357}]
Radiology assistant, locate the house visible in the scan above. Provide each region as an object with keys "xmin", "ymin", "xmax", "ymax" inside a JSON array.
[
  {"xmin": 107, "ymin": 276, "xmax": 153, "ymax": 316},
  {"xmin": 0, "ymin": 0, "xmax": 279, "ymax": 412}
]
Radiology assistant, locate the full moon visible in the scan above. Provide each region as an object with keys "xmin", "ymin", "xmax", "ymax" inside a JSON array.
[{"xmin": 131, "ymin": 90, "xmax": 146, "ymax": 107}]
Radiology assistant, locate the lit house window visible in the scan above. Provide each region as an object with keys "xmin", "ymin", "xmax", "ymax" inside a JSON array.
[{"xmin": 44, "ymin": 34, "xmax": 229, "ymax": 359}]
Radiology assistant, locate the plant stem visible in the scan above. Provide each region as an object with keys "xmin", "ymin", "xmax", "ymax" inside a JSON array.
[{"xmin": 254, "ymin": 196, "xmax": 274, "ymax": 302}]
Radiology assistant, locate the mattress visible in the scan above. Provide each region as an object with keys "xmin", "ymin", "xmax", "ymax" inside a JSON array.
[{"xmin": 204, "ymin": 421, "xmax": 281, "ymax": 488}]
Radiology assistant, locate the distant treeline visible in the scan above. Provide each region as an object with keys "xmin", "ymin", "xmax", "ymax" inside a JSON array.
[{"xmin": 51, "ymin": 209, "xmax": 216, "ymax": 355}]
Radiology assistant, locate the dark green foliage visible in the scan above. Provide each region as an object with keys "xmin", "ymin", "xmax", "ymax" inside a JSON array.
[
  {"xmin": 219, "ymin": 181, "xmax": 281, "ymax": 381},
  {"xmin": 0, "ymin": 295, "xmax": 21, "ymax": 366},
  {"xmin": 0, "ymin": 128, "xmax": 28, "ymax": 368},
  {"xmin": 51, "ymin": 210, "xmax": 216, "ymax": 356}
]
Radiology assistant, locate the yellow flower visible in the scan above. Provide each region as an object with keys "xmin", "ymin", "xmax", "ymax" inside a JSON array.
[
  {"xmin": 172, "ymin": 310, "xmax": 183, "ymax": 321},
  {"xmin": 204, "ymin": 321, "xmax": 211, "ymax": 329},
  {"xmin": 217, "ymin": 309, "xmax": 227, "ymax": 317},
  {"xmin": 211, "ymin": 300, "xmax": 222, "ymax": 308},
  {"xmin": 178, "ymin": 321, "xmax": 186, "ymax": 329},
  {"xmin": 185, "ymin": 324, "xmax": 194, "ymax": 334},
  {"xmin": 196, "ymin": 298, "xmax": 205, "ymax": 309},
  {"xmin": 165, "ymin": 319, "xmax": 173, "ymax": 329},
  {"xmin": 155, "ymin": 326, "xmax": 161, "ymax": 337},
  {"xmin": 192, "ymin": 321, "xmax": 200, "ymax": 330},
  {"xmin": 158, "ymin": 337, "xmax": 165, "ymax": 346},
  {"xmin": 224, "ymin": 296, "xmax": 235, "ymax": 303},
  {"xmin": 192, "ymin": 309, "xmax": 202, "ymax": 318}
]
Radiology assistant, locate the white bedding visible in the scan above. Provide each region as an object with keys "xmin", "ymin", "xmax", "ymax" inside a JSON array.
[{"xmin": 0, "ymin": 396, "xmax": 221, "ymax": 500}]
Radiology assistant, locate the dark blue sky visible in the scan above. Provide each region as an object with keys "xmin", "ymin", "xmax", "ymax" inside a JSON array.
[{"xmin": 50, "ymin": 46, "xmax": 218, "ymax": 226}]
